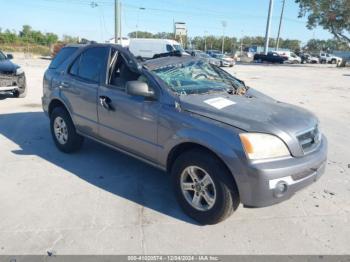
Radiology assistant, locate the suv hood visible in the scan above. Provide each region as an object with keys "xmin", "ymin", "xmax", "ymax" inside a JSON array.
[
  {"xmin": 0, "ymin": 59, "xmax": 18, "ymax": 73},
  {"xmin": 179, "ymin": 91, "xmax": 318, "ymax": 137}
]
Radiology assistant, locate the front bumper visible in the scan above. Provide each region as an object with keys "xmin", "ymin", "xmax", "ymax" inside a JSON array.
[
  {"xmin": 0, "ymin": 85, "xmax": 20, "ymax": 92},
  {"xmin": 0, "ymin": 73, "xmax": 25, "ymax": 93},
  {"xmin": 237, "ymin": 135, "xmax": 328, "ymax": 207}
]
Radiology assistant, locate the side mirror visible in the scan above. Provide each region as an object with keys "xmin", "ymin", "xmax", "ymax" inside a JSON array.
[
  {"xmin": 7, "ymin": 54, "xmax": 13, "ymax": 60},
  {"xmin": 126, "ymin": 81, "xmax": 155, "ymax": 99}
]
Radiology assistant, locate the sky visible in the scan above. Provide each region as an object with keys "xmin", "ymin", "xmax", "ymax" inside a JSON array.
[{"xmin": 0, "ymin": 0, "xmax": 333, "ymax": 44}]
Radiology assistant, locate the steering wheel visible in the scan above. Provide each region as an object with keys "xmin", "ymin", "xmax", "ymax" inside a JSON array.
[{"xmin": 194, "ymin": 73, "xmax": 208, "ymax": 79}]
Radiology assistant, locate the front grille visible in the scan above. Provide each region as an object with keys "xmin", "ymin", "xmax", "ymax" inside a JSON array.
[
  {"xmin": 0, "ymin": 74, "xmax": 17, "ymax": 87},
  {"xmin": 297, "ymin": 126, "xmax": 321, "ymax": 154}
]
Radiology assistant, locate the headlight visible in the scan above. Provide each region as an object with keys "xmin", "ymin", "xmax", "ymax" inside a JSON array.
[
  {"xmin": 239, "ymin": 133, "xmax": 290, "ymax": 160},
  {"xmin": 15, "ymin": 67, "xmax": 24, "ymax": 75}
]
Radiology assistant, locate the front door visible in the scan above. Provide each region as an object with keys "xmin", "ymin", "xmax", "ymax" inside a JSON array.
[{"xmin": 97, "ymin": 52, "xmax": 160, "ymax": 163}]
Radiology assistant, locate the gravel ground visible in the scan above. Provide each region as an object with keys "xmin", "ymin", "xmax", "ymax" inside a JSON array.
[{"xmin": 0, "ymin": 57, "xmax": 349, "ymax": 255}]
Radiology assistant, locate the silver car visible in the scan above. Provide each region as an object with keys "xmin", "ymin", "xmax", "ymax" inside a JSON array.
[
  {"xmin": 42, "ymin": 44, "xmax": 327, "ymax": 224},
  {"xmin": 211, "ymin": 53, "xmax": 235, "ymax": 67}
]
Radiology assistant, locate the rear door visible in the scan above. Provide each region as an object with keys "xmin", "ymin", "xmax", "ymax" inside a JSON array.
[{"xmin": 61, "ymin": 46, "xmax": 109, "ymax": 136}]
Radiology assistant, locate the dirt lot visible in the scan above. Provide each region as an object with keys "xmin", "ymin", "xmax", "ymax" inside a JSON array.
[{"xmin": 0, "ymin": 57, "xmax": 349, "ymax": 254}]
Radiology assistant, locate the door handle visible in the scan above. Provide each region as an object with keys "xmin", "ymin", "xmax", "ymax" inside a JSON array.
[
  {"xmin": 59, "ymin": 81, "xmax": 69, "ymax": 88},
  {"xmin": 99, "ymin": 96, "xmax": 114, "ymax": 111}
]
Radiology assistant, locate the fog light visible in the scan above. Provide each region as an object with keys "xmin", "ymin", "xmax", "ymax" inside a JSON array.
[{"xmin": 274, "ymin": 181, "xmax": 288, "ymax": 197}]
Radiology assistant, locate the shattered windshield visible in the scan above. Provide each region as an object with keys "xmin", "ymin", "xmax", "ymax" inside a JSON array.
[{"xmin": 151, "ymin": 59, "xmax": 244, "ymax": 95}]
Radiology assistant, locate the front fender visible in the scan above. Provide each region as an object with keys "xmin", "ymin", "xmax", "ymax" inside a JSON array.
[{"xmin": 161, "ymin": 126, "xmax": 249, "ymax": 193}]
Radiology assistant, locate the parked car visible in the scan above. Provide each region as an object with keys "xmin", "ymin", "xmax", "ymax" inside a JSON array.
[
  {"xmin": 300, "ymin": 53, "xmax": 319, "ymax": 64},
  {"xmin": 42, "ymin": 44, "xmax": 327, "ymax": 224},
  {"xmin": 276, "ymin": 51, "xmax": 301, "ymax": 64},
  {"xmin": 319, "ymin": 53, "xmax": 342, "ymax": 64},
  {"xmin": 211, "ymin": 53, "xmax": 235, "ymax": 67},
  {"xmin": 253, "ymin": 52, "xmax": 287, "ymax": 63},
  {"xmin": 206, "ymin": 49, "xmax": 221, "ymax": 56},
  {"xmin": 128, "ymin": 38, "xmax": 188, "ymax": 59},
  {"xmin": 186, "ymin": 49, "xmax": 221, "ymax": 66},
  {"xmin": 0, "ymin": 51, "xmax": 27, "ymax": 98}
]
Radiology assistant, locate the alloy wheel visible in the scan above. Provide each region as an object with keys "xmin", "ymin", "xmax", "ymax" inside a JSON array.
[
  {"xmin": 180, "ymin": 166, "xmax": 217, "ymax": 211},
  {"xmin": 53, "ymin": 116, "xmax": 68, "ymax": 145}
]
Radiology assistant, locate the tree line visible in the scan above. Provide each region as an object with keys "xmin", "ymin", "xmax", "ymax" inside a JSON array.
[
  {"xmin": 128, "ymin": 31, "xmax": 349, "ymax": 53},
  {"xmin": 128, "ymin": 31, "xmax": 302, "ymax": 52},
  {"xmin": 0, "ymin": 25, "xmax": 81, "ymax": 47},
  {"xmin": 0, "ymin": 25, "xmax": 58, "ymax": 46},
  {"xmin": 0, "ymin": 25, "xmax": 348, "ymax": 54}
]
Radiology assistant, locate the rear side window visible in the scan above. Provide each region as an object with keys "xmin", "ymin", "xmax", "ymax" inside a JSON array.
[
  {"xmin": 69, "ymin": 55, "xmax": 80, "ymax": 76},
  {"xmin": 68, "ymin": 47, "xmax": 108, "ymax": 83},
  {"xmin": 49, "ymin": 47, "xmax": 78, "ymax": 69}
]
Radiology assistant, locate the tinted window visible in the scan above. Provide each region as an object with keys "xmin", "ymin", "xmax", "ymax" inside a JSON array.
[
  {"xmin": 166, "ymin": 44, "xmax": 174, "ymax": 52},
  {"xmin": 78, "ymin": 47, "xmax": 108, "ymax": 82},
  {"xmin": 69, "ymin": 55, "xmax": 81, "ymax": 76},
  {"xmin": 49, "ymin": 47, "xmax": 78, "ymax": 69}
]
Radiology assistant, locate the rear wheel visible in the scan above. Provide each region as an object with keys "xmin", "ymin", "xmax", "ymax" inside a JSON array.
[
  {"xmin": 171, "ymin": 149, "xmax": 240, "ymax": 225},
  {"xmin": 50, "ymin": 107, "xmax": 84, "ymax": 153}
]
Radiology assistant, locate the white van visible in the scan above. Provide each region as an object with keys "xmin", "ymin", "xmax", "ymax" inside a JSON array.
[
  {"xmin": 275, "ymin": 51, "xmax": 301, "ymax": 64},
  {"xmin": 128, "ymin": 38, "xmax": 187, "ymax": 59}
]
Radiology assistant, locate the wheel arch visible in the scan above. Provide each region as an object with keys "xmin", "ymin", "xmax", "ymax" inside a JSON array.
[
  {"xmin": 166, "ymin": 142, "xmax": 240, "ymax": 194},
  {"xmin": 48, "ymin": 98, "xmax": 71, "ymax": 117}
]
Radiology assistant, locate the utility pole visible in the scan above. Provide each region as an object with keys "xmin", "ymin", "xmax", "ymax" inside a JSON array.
[
  {"xmin": 204, "ymin": 30, "xmax": 208, "ymax": 52},
  {"xmin": 276, "ymin": 0, "xmax": 285, "ymax": 51},
  {"xmin": 221, "ymin": 21, "xmax": 227, "ymax": 54},
  {"xmin": 119, "ymin": 1, "xmax": 122, "ymax": 44},
  {"xmin": 115, "ymin": 0, "xmax": 121, "ymax": 44},
  {"xmin": 240, "ymin": 30, "xmax": 244, "ymax": 56},
  {"xmin": 136, "ymin": 7, "xmax": 146, "ymax": 39},
  {"xmin": 264, "ymin": 0, "xmax": 274, "ymax": 55},
  {"xmin": 114, "ymin": 0, "xmax": 118, "ymax": 44}
]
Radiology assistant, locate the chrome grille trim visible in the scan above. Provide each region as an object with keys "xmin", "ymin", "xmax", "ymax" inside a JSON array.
[{"xmin": 297, "ymin": 126, "xmax": 321, "ymax": 154}]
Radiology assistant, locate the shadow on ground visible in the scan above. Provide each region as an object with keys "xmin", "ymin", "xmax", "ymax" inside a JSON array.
[{"xmin": 0, "ymin": 111, "xmax": 197, "ymax": 224}]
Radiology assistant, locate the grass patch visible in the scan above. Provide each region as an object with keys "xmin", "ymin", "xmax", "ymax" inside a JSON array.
[{"xmin": 0, "ymin": 44, "xmax": 51, "ymax": 56}]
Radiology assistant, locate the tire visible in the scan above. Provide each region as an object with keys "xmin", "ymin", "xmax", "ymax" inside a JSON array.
[
  {"xmin": 331, "ymin": 59, "xmax": 336, "ymax": 64},
  {"xmin": 50, "ymin": 107, "xmax": 84, "ymax": 153},
  {"xmin": 171, "ymin": 149, "xmax": 240, "ymax": 225}
]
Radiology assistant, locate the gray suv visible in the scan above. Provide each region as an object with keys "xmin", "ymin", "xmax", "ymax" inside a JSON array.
[{"xmin": 42, "ymin": 44, "xmax": 327, "ymax": 224}]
